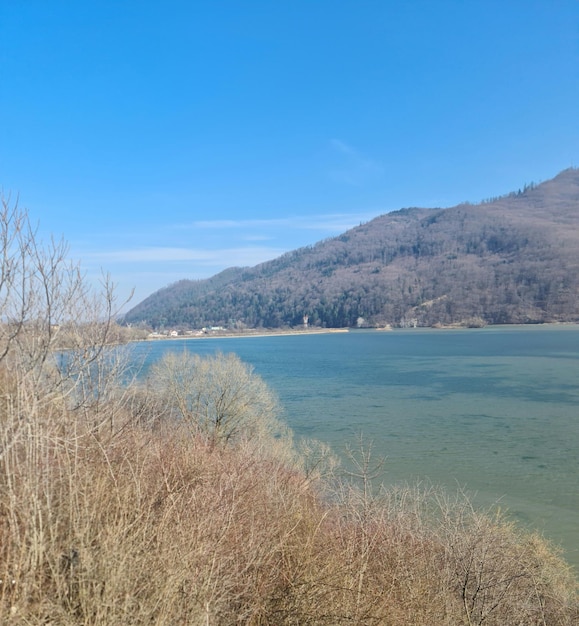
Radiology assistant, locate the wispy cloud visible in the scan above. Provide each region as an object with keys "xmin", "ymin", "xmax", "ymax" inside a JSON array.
[
  {"xmin": 87, "ymin": 247, "xmax": 216, "ymax": 263},
  {"xmin": 329, "ymin": 139, "xmax": 384, "ymax": 186},
  {"xmin": 182, "ymin": 212, "xmax": 377, "ymax": 233},
  {"xmin": 85, "ymin": 245, "xmax": 288, "ymax": 267},
  {"xmin": 243, "ymin": 234, "xmax": 272, "ymax": 242}
]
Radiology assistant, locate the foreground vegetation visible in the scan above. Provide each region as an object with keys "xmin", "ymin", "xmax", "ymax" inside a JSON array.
[{"xmin": 1, "ymin": 196, "xmax": 578, "ymax": 624}]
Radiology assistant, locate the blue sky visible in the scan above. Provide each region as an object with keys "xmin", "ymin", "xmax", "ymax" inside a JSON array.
[{"xmin": 1, "ymin": 1, "xmax": 578, "ymax": 308}]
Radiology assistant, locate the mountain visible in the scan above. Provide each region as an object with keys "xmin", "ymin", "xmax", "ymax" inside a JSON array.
[{"xmin": 123, "ymin": 168, "xmax": 579, "ymax": 329}]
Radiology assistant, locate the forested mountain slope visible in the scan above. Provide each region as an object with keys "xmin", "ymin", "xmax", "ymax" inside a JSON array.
[{"xmin": 123, "ymin": 168, "xmax": 579, "ymax": 329}]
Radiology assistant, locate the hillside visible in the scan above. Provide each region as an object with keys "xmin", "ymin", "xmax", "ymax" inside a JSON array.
[{"xmin": 123, "ymin": 168, "xmax": 579, "ymax": 329}]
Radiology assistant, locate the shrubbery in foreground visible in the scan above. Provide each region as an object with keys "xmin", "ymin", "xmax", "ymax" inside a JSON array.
[{"xmin": 1, "ymin": 401, "xmax": 577, "ymax": 625}]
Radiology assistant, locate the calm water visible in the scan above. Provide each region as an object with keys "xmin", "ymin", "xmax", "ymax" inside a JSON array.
[{"xmin": 130, "ymin": 326, "xmax": 579, "ymax": 569}]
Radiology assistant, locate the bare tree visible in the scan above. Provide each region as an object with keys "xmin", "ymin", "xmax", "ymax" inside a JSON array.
[
  {"xmin": 147, "ymin": 350, "xmax": 285, "ymax": 447},
  {"xmin": 0, "ymin": 193, "xmax": 132, "ymax": 446}
]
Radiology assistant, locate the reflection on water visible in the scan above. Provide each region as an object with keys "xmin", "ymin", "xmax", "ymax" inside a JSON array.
[{"xmin": 131, "ymin": 325, "xmax": 579, "ymax": 569}]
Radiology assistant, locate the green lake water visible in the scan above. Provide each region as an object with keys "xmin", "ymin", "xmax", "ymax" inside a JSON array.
[{"xmin": 131, "ymin": 325, "xmax": 579, "ymax": 570}]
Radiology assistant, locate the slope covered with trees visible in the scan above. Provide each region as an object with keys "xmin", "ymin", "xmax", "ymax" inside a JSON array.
[{"xmin": 123, "ymin": 168, "xmax": 579, "ymax": 329}]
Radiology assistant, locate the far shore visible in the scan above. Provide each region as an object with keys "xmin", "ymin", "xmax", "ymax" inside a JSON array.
[
  {"xmin": 140, "ymin": 321, "xmax": 579, "ymax": 342},
  {"xmin": 145, "ymin": 327, "xmax": 351, "ymax": 341}
]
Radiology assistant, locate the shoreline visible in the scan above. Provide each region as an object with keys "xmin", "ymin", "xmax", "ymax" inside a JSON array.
[
  {"xmin": 141, "ymin": 321, "xmax": 579, "ymax": 342},
  {"xmin": 145, "ymin": 328, "xmax": 351, "ymax": 341}
]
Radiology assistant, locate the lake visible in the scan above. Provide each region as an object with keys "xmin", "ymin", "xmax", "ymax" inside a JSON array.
[{"xmin": 130, "ymin": 325, "xmax": 579, "ymax": 570}]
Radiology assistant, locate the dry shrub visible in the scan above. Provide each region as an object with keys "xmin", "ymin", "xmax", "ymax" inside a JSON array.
[
  {"xmin": 0, "ymin": 409, "xmax": 323, "ymax": 624},
  {"xmin": 432, "ymin": 491, "xmax": 579, "ymax": 626},
  {"xmin": 0, "ymin": 403, "xmax": 578, "ymax": 625},
  {"xmin": 146, "ymin": 351, "xmax": 286, "ymax": 447}
]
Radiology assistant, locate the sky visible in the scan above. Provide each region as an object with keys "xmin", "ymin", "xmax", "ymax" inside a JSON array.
[{"xmin": 1, "ymin": 1, "xmax": 578, "ymax": 309}]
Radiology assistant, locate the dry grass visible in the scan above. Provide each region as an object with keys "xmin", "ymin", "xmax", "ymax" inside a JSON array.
[{"xmin": 1, "ymin": 384, "xmax": 577, "ymax": 625}]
